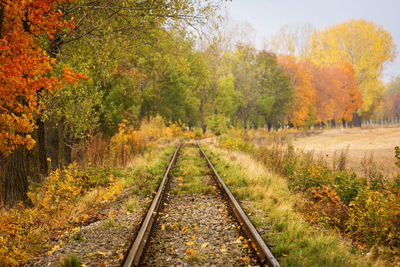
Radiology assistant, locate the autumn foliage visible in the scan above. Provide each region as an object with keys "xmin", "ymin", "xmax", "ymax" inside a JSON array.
[
  {"xmin": 277, "ymin": 56, "xmax": 362, "ymax": 126},
  {"xmin": 0, "ymin": 0, "xmax": 84, "ymax": 155},
  {"xmin": 0, "ymin": 163, "xmax": 123, "ymax": 265},
  {"xmin": 277, "ymin": 55, "xmax": 316, "ymax": 126}
]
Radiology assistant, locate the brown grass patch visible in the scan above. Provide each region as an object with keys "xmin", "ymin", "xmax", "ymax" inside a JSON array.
[{"xmin": 293, "ymin": 126, "xmax": 400, "ymax": 177}]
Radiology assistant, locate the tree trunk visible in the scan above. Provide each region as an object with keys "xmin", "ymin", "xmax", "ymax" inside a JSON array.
[
  {"xmin": 0, "ymin": 148, "xmax": 29, "ymax": 207},
  {"xmin": 57, "ymin": 117, "xmax": 65, "ymax": 168},
  {"xmin": 267, "ymin": 122, "xmax": 272, "ymax": 132},
  {"xmin": 37, "ymin": 118, "xmax": 48, "ymax": 176},
  {"xmin": 352, "ymin": 112, "xmax": 361, "ymax": 127}
]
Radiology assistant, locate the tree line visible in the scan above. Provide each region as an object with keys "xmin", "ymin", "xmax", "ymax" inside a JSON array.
[{"xmin": 0, "ymin": 0, "xmax": 396, "ymax": 206}]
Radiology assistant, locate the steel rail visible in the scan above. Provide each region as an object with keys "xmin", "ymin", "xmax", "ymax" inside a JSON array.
[
  {"xmin": 122, "ymin": 142, "xmax": 181, "ymax": 267},
  {"xmin": 198, "ymin": 142, "xmax": 281, "ymax": 267}
]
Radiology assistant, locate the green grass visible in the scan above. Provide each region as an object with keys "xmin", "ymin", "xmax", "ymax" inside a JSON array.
[
  {"xmin": 103, "ymin": 217, "xmax": 116, "ymax": 228},
  {"xmin": 123, "ymin": 140, "xmax": 179, "ymax": 195},
  {"xmin": 201, "ymin": 142, "xmax": 375, "ymax": 267},
  {"xmin": 59, "ymin": 254, "xmax": 82, "ymax": 267},
  {"xmin": 125, "ymin": 196, "xmax": 141, "ymax": 212},
  {"xmin": 170, "ymin": 144, "xmax": 213, "ymax": 195}
]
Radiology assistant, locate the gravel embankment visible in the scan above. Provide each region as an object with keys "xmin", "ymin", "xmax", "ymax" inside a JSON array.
[{"xmin": 29, "ymin": 187, "xmax": 147, "ymax": 267}]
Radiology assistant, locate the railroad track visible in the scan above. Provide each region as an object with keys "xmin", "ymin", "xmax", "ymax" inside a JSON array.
[{"xmin": 122, "ymin": 141, "xmax": 280, "ymax": 267}]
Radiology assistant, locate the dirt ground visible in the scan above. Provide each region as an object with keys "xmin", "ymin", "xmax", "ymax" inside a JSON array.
[{"xmin": 292, "ymin": 125, "xmax": 400, "ymax": 178}]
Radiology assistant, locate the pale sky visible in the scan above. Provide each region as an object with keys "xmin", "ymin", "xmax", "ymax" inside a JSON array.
[{"xmin": 227, "ymin": 0, "xmax": 399, "ymax": 80}]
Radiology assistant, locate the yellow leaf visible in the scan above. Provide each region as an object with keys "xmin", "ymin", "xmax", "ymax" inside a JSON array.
[
  {"xmin": 178, "ymin": 176, "xmax": 183, "ymax": 180},
  {"xmin": 193, "ymin": 224, "xmax": 198, "ymax": 229},
  {"xmin": 234, "ymin": 237, "xmax": 242, "ymax": 244},
  {"xmin": 186, "ymin": 241, "xmax": 194, "ymax": 246},
  {"xmin": 220, "ymin": 245, "xmax": 227, "ymax": 253},
  {"xmin": 47, "ymin": 244, "xmax": 60, "ymax": 255},
  {"xmin": 161, "ymin": 224, "xmax": 165, "ymax": 230},
  {"xmin": 192, "ymin": 234, "xmax": 196, "ymax": 240},
  {"xmin": 201, "ymin": 242, "xmax": 208, "ymax": 248}
]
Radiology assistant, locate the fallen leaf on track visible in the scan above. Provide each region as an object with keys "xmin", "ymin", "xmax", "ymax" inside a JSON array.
[
  {"xmin": 186, "ymin": 248, "xmax": 195, "ymax": 255},
  {"xmin": 47, "ymin": 244, "xmax": 59, "ymax": 255}
]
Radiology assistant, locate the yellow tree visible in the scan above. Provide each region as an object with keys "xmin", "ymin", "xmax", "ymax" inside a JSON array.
[{"xmin": 310, "ymin": 19, "xmax": 396, "ymax": 119}]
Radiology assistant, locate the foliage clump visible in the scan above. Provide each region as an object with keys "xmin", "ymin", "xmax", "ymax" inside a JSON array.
[{"xmin": 219, "ymin": 131, "xmax": 400, "ymax": 254}]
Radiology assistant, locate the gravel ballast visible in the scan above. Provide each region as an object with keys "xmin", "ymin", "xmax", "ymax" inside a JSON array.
[{"xmin": 141, "ymin": 144, "xmax": 260, "ymax": 266}]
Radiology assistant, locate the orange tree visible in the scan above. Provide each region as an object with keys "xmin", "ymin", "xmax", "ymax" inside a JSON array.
[{"xmin": 0, "ymin": 0, "xmax": 83, "ymax": 206}]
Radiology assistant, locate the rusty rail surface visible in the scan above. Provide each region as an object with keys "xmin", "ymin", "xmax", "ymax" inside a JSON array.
[
  {"xmin": 198, "ymin": 143, "xmax": 280, "ymax": 267},
  {"xmin": 122, "ymin": 142, "xmax": 181, "ymax": 267}
]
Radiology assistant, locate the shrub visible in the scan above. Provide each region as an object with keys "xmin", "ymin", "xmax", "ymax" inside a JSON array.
[
  {"xmin": 301, "ymin": 185, "xmax": 348, "ymax": 231},
  {"xmin": 205, "ymin": 114, "xmax": 228, "ymax": 135},
  {"xmin": 346, "ymin": 188, "xmax": 400, "ymax": 247},
  {"xmin": 334, "ymin": 171, "xmax": 363, "ymax": 205},
  {"xmin": 219, "ymin": 136, "xmax": 256, "ymax": 154}
]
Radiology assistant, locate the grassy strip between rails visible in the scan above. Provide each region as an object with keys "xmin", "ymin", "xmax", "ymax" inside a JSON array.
[
  {"xmin": 0, "ymin": 139, "xmax": 179, "ymax": 265},
  {"xmin": 201, "ymin": 141, "xmax": 377, "ymax": 267},
  {"xmin": 170, "ymin": 143, "xmax": 213, "ymax": 195}
]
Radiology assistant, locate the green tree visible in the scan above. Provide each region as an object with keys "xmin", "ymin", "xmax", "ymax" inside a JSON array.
[{"xmin": 255, "ymin": 51, "xmax": 294, "ymax": 130}]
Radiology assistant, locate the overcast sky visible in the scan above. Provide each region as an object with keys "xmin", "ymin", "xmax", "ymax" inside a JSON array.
[{"xmin": 226, "ymin": 0, "xmax": 399, "ymax": 81}]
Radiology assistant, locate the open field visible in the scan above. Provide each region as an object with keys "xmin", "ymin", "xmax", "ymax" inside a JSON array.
[{"xmin": 292, "ymin": 126, "xmax": 400, "ymax": 177}]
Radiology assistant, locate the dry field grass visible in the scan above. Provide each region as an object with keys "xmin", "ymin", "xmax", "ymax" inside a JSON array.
[{"xmin": 292, "ymin": 125, "xmax": 400, "ymax": 177}]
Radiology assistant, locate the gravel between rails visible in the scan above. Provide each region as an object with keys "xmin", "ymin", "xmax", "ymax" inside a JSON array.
[{"xmin": 141, "ymin": 145, "xmax": 260, "ymax": 266}]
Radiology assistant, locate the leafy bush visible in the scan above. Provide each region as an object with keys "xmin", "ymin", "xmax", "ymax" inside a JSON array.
[
  {"xmin": 334, "ymin": 171, "xmax": 363, "ymax": 205},
  {"xmin": 219, "ymin": 136, "xmax": 256, "ymax": 154},
  {"xmin": 301, "ymin": 185, "xmax": 348, "ymax": 231},
  {"xmin": 205, "ymin": 114, "xmax": 228, "ymax": 135},
  {"xmin": 346, "ymin": 188, "xmax": 400, "ymax": 247}
]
